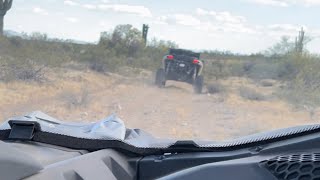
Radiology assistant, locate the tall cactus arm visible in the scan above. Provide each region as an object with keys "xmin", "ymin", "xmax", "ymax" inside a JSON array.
[{"xmin": 4, "ymin": 0, "xmax": 13, "ymax": 10}]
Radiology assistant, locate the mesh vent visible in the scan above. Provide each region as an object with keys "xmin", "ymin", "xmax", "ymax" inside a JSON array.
[{"xmin": 262, "ymin": 153, "xmax": 320, "ymax": 180}]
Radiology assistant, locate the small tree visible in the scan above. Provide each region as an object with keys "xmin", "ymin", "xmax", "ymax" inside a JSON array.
[
  {"xmin": 99, "ymin": 24, "xmax": 144, "ymax": 57},
  {"xmin": 265, "ymin": 29, "xmax": 312, "ymax": 57},
  {"xmin": 0, "ymin": 0, "xmax": 13, "ymax": 35},
  {"xmin": 265, "ymin": 36, "xmax": 294, "ymax": 57}
]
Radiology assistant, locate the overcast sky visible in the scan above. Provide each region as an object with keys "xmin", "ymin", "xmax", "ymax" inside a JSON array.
[{"xmin": 4, "ymin": 0, "xmax": 320, "ymax": 53}]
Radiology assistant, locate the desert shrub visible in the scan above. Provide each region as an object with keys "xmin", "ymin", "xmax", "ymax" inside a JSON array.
[
  {"xmin": 260, "ymin": 79, "xmax": 274, "ymax": 87},
  {"xmin": 207, "ymin": 82, "xmax": 226, "ymax": 94},
  {"xmin": 88, "ymin": 61, "xmax": 106, "ymax": 73},
  {"xmin": 0, "ymin": 58, "xmax": 46, "ymax": 82},
  {"xmin": 60, "ymin": 87, "xmax": 90, "ymax": 108},
  {"xmin": 0, "ymin": 27, "xmax": 178, "ymax": 79},
  {"xmin": 243, "ymin": 61, "xmax": 255, "ymax": 72},
  {"xmin": 228, "ymin": 61, "xmax": 244, "ymax": 76},
  {"xmin": 0, "ymin": 34, "xmax": 78, "ymax": 67},
  {"xmin": 204, "ymin": 60, "xmax": 231, "ymax": 80},
  {"xmin": 78, "ymin": 46, "xmax": 126, "ymax": 73},
  {"xmin": 275, "ymin": 55, "xmax": 301, "ymax": 80},
  {"xmin": 239, "ymin": 87, "xmax": 266, "ymax": 101},
  {"xmin": 278, "ymin": 54, "xmax": 320, "ymax": 107},
  {"xmin": 246, "ymin": 60, "xmax": 281, "ymax": 80},
  {"xmin": 204, "ymin": 58, "xmax": 285, "ymax": 80}
]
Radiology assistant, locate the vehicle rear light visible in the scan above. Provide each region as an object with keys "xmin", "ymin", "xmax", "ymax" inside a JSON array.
[
  {"xmin": 167, "ymin": 55, "xmax": 174, "ymax": 60},
  {"xmin": 193, "ymin": 59, "xmax": 200, "ymax": 64}
]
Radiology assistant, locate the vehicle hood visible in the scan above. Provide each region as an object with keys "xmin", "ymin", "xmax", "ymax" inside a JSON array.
[{"xmin": 1, "ymin": 111, "xmax": 320, "ymax": 149}]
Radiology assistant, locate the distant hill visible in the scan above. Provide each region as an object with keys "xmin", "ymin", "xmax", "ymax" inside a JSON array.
[
  {"xmin": 64, "ymin": 39, "xmax": 93, "ymax": 45},
  {"xmin": 3, "ymin": 29, "xmax": 94, "ymax": 45},
  {"xmin": 3, "ymin": 30, "xmax": 22, "ymax": 37}
]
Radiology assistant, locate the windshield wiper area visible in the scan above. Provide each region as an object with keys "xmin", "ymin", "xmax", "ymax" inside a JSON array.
[{"xmin": 2, "ymin": 112, "xmax": 320, "ymax": 156}]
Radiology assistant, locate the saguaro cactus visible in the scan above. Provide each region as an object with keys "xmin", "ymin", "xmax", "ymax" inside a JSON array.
[
  {"xmin": 142, "ymin": 24, "xmax": 149, "ymax": 44},
  {"xmin": 295, "ymin": 27, "xmax": 305, "ymax": 55},
  {"xmin": 0, "ymin": 0, "xmax": 13, "ymax": 35}
]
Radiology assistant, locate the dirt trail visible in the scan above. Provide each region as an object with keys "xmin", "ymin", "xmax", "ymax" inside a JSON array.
[{"xmin": 0, "ymin": 69, "xmax": 318, "ymax": 141}]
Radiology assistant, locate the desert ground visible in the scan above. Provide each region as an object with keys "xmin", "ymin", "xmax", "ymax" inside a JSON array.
[{"xmin": 0, "ymin": 67, "xmax": 318, "ymax": 141}]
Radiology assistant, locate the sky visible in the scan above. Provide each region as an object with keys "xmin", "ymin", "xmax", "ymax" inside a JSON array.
[{"xmin": 4, "ymin": 0, "xmax": 320, "ymax": 54}]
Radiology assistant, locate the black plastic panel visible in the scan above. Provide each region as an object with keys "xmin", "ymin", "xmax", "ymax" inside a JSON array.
[
  {"xmin": 2, "ymin": 129, "xmax": 320, "ymax": 179},
  {"xmin": 262, "ymin": 153, "xmax": 320, "ymax": 180},
  {"xmin": 169, "ymin": 48, "xmax": 200, "ymax": 59}
]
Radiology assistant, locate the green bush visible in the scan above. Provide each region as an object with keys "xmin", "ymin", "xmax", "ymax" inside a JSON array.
[{"xmin": 278, "ymin": 53, "xmax": 320, "ymax": 107}]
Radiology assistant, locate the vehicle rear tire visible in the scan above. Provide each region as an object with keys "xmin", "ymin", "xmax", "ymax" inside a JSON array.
[
  {"xmin": 155, "ymin": 68, "xmax": 166, "ymax": 88},
  {"xmin": 194, "ymin": 75, "xmax": 203, "ymax": 94}
]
